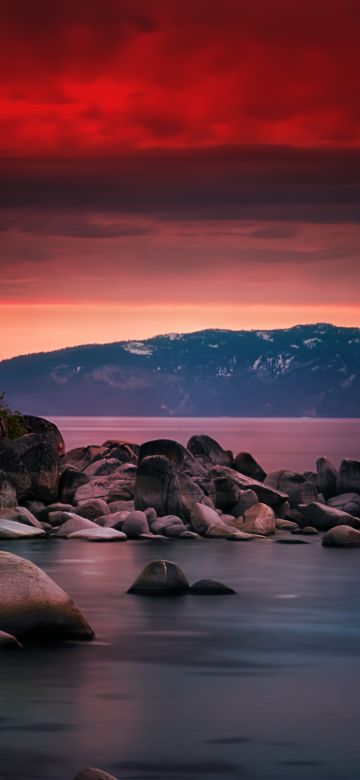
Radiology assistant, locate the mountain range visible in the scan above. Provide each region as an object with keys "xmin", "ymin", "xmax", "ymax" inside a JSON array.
[{"xmin": 1, "ymin": 323, "xmax": 359, "ymax": 417}]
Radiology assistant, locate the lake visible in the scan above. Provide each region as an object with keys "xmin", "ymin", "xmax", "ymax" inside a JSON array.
[
  {"xmin": 1, "ymin": 418, "xmax": 360, "ymax": 780},
  {"xmin": 51, "ymin": 416, "xmax": 360, "ymax": 471}
]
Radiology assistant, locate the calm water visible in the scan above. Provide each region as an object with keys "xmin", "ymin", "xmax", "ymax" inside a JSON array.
[
  {"xmin": 51, "ymin": 416, "xmax": 360, "ymax": 471},
  {"xmin": 1, "ymin": 418, "xmax": 360, "ymax": 780}
]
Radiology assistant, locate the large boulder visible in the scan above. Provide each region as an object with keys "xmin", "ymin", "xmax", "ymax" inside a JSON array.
[
  {"xmin": 328, "ymin": 493, "xmax": 360, "ymax": 518},
  {"xmin": 210, "ymin": 465, "xmax": 288, "ymax": 510},
  {"xmin": 265, "ymin": 470, "xmax": 318, "ymax": 507},
  {"xmin": 128, "ymin": 560, "xmax": 190, "ymax": 595},
  {"xmin": 58, "ymin": 466, "xmax": 89, "ymax": 503},
  {"xmin": 337, "ymin": 459, "xmax": 360, "ymax": 495},
  {"xmin": 213, "ymin": 476, "xmax": 240, "ymax": 511},
  {"xmin": 122, "ymin": 510, "xmax": 149, "ymax": 538},
  {"xmin": 73, "ymin": 475, "xmax": 135, "ymax": 504},
  {"xmin": 22, "ymin": 415, "xmax": 65, "ymax": 455},
  {"xmin": 0, "ymin": 434, "xmax": 60, "ymax": 502},
  {"xmin": 0, "ymin": 520, "xmax": 46, "ymax": 539},
  {"xmin": 0, "ymin": 470, "xmax": 17, "ymax": 509},
  {"xmin": 0, "ymin": 506, "xmax": 42, "ymax": 528},
  {"xmin": 187, "ymin": 435, "xmax": 233, "ymax": 468},
  {"xmin": 322, "ymin": 526, "xmax": 360, "ymax": 548},
  {"xmin": 134, "ymin": 455, "xmax": 206, "ymax": 521},
  {"xmin": 234, "ymin": 452, "xmax": 266, "ymax": 481},
  {"xmin": 316, "ymin": 457, "xmax": 338, "ymax": 499},
  {"xmin": 298, "ymin": 502, "xmax": 360, "ymax": 532},
  {"xmin": 242, "ymin": 503, "xmax": 276, "ymax": 535},
  {"xmin": 138, "ymin": 439, "xmax": 207, "ymax": 477},
  {"xmin": 0, "ymin": 551, "xmax": 94, "ymax": 640}
]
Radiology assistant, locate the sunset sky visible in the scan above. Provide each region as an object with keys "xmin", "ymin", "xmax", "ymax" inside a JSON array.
[{"xmin": 1, "ymin": 0, "xmax": 359, "ymax": 359}]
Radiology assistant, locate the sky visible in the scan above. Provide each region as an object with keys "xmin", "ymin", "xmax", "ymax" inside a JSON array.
[{"xmin": 1, "ymin": 0, "xmax": 360, "ymax": 358}]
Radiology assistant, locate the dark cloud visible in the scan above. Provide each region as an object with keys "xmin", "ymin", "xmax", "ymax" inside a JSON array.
[{"xmin": 1, "ymin": 146, "xmax": 359, "ymax": 223}]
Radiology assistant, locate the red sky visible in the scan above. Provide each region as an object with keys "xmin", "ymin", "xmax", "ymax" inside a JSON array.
[{"xmin": 1, "ymin": 0, "xmax": 359, "ymax": 357}]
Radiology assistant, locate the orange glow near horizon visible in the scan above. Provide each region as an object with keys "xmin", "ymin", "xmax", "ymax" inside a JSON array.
[{"xmin": 1, "ymin": 303, "xmax": 359, "ymax": 360}]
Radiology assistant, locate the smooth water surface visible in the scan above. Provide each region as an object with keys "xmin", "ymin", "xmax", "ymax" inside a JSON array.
[
  {"xmin": 1, "ymin": 538, "xmax": 360, "ymax": 780},
  {"xmin": 50, "ymin": 416, "xmax": 360, "ymax": 471}
]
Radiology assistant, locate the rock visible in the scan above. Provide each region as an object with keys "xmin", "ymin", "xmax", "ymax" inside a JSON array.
[
  {"xmin": 152, "ymin": 515, "xmax": 183, "ymax": 533},
  {"xmin": 144, "ymin": 507, "xmax": 157, "ymax": 524},
  {"xmin": 68, "ymin": 528, "xmax": 127, "ymax": 542},
  {"xmin": 103, "ymin": 441, "xmax": 139, "ymax": 463},
  {"xmin": 138, "ymin": 439, "xmax": 207, "ymax": 477},
  {"xmin": 316, "ymin": 457, "xmax": 338, "ymax": 499},
  {"xmin": 187, "ymin": 435, "xmax": 233, "ymax": 467},
  {"xmin": 135, "ymin": 455, "xmax": 206, "ymax": 521},
  {"xmin": 275, "ymin": 518, "xmax": 299, "ymax": 531},
  {"xmin": 75, "ymin": 498, "xmax": 110, "ymax": 521},
  {"xmin": 97, "ymin": 511, "xmax": 129, "ymax": 529},
  {"xmin": 73, "ymin": 475, "xmax": 135, "ymax": 504},
  {"xmin": 328, "ymin": 493, "xmax": 360, "ymax": 517},
  {"xmin": 63, "ymin": 445, "xmax": 107, "ymax": 471},
  {"xmin": 138, "ymin": 533, "xmax": 168, "ymax": 542},
  {"xmin": 84, "ymin": 458, "xmax": 124, "ymax": 478},
  {"xmin": 213, "ymin": 476, "xmax": 240, "ymax": 511},
  {"xmin": 234, "ymin": 452, "xmax": 266, "ymax": 481},
  {"xmin": 0, "ymin": 551, "xmax": 94, "ymax": 640},
  {"xmin": 122, "ymin": 510, "xmax": 149, "ymax": 538},
  {"xmin": 164, "ymin": 523, "xmax": 186, "ymax": 537},
  {"xmin": 292, "ymin": 526, "xmax": 319, "ymax": 535},
  {"xmin": 128, "ymin": 560, "xmax": 190, "ymax": 595},
  {"xmin": 0, "ymin": 434, "xmax": 60, "ymax": 502},
  {"xmin": 54, "ymin": 515, "xmax": 96, "ymax": 537},
  {"xmin": 337, "ymin": 459, "xmax": 360, "ymax": 495},
  {"xmin": 322, "ymin": 525, "xmax": 360, "ymax": 547},
  {"xmin": 275, "ymin": 537, "xmax": 309, "ymax": 544},
  {"xmin": 190, "ymin": 503, "xmax": 224, "ymax": 534},
  {"xmin": 190, "ymin": 579, "xmax": 236, "ymax": 595},
  {"xmin": 0, "ymin": 520, "xmax": 46, "ymax": 539},
  {"xmin": 0, "ymin": 630, "xmax": 23, "ymax": 649},
  {"xmin": 22, "ymin": 415, "xmax": 65, "ymax": 455},
  {"xmin": 210, "ymin": 466, "xmax": 288, "ymax": 510},
  {"xmin": 179, "ymin": 530, "xmax": 201, "ymax": 539},
  {"xmin": 36, "ymin": 502, "xmax": 75, "ymax": 522},
  {"xmin": 298, "ymin": 502, "xmax": 360, "ymax": 532},
  {"xmin": 73, "ymin": 768, "xmax": 119, "ymax": 780},
  {"xmin": 22, "ymin": 499, "xmax": 45, "ymax": 515},
  {"xmin": 58, "ymin": 466, "xmax": 89, "ymax": 503},
  {"xmin": 0, "ymin": 506, "xmax": 42, "ymax": 528},
  {"xmin": 221, "ymin": 514, "xmax": 245, "ymax": 531},
  {"xmin": 242, "ymin": 503, "xmax": 276, "ymax": 535},
  {"xmin": 265, "ymin": 470, "xmax": 318, "ymax": 507},
  {"xmin": 0, "ymin": 470, "xmax": 17, "ymax": 508},
  {"xmin": 108, "ymin": 499, "xmax": 135, "ymax": 513},
  {"xmin": 228, "ymin": 489, "xmax": 258, "ymax": 516}
]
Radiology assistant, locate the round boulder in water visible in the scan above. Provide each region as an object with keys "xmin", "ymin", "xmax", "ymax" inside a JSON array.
[
  {"xmin": 190, "ymin": 579, "xmax": 236, "ymax": 595},
  {"xmin": 322, "ymin": 525, "xmax": 360, "ymax": 548},
  {"xmin": 0, "ymin": 551, "xmax": 94, "ymax": 641},
  {"xmin": 127, "ymin": 560, "xmax": 190, "ymax": 595}
]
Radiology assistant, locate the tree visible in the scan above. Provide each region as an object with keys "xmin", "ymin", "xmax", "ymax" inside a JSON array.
[{"xmin": 0, "ymin": 393, "xmax": 27, "ymax": 439}]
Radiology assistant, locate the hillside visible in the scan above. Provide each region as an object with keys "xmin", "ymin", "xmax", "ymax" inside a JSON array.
[{"xmin": 1, "ymin": 324, "xmax": 359, "ymax": 416}]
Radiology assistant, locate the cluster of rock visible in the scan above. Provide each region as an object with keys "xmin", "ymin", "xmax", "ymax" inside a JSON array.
[{"xmin": 0, "ymin": 420, "xmax": 360, "ymax": 547}]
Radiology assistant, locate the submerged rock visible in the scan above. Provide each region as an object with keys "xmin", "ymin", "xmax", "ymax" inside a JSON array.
[
  {"xmin": 322, "ymin": 525, "xmax": 360, "ymax": 548},
  {"xmin": 190, "ymin": 579, "xmax": 236, "ymax": 595},
  {"xmin": 128, "ymin": 560, "xmax": 190, "ymax": 595},
  {"xmin": 68, "ymin": 528, "xmax": 127, "ymax": 542},
  {"xmin": 0, "ymin": 551, "xmax": 94, "ymax": 640},
  {"xmin": 73, "ymin": 768, "xmax": 119, "ymax": 780}
]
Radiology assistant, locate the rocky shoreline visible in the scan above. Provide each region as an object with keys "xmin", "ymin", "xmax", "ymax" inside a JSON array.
[{"xmin": 0, "ymin": 417, "xmax": 359, "ymax": 547}]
